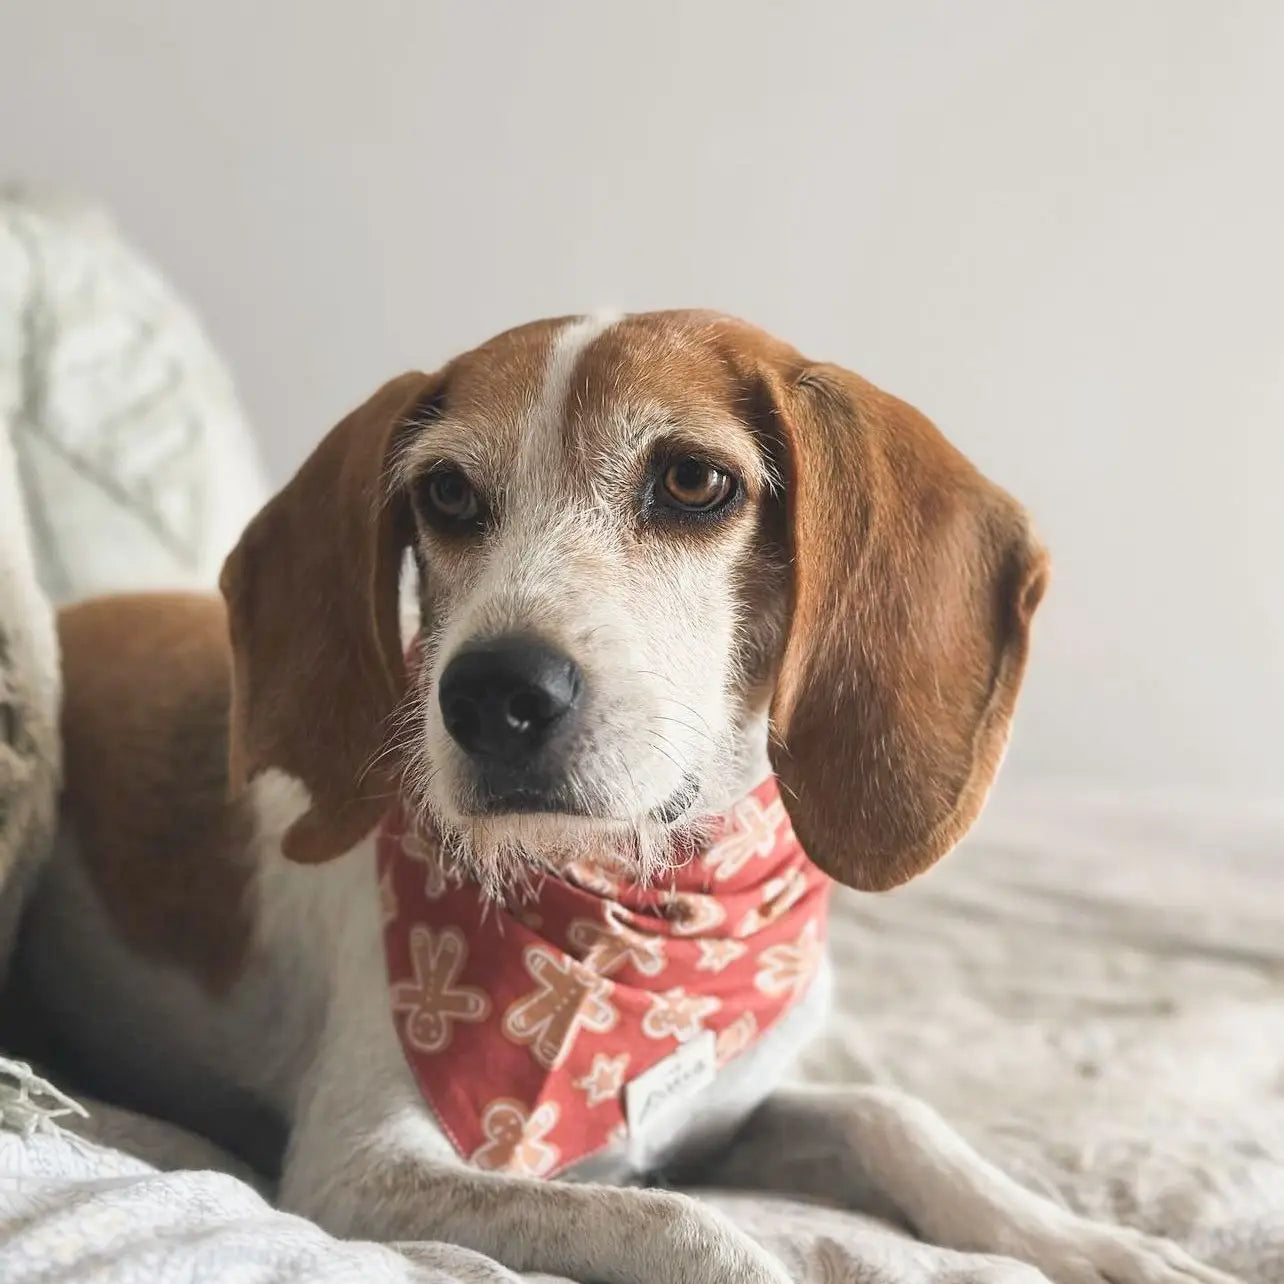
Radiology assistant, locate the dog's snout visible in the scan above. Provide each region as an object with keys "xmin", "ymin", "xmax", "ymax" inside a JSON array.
[{"xmin": 439, "ymin": 637, "xmax": 580, "ymax": 764}]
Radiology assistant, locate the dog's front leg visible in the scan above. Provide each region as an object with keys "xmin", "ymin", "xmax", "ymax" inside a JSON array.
[
  {"xmin": 690, "ymin": 1086, "xmax": 1240, "ymax": 1284},
  {"xmin": 279, "ymin": 1090, "xmax": 789, "ymax": 1284}
]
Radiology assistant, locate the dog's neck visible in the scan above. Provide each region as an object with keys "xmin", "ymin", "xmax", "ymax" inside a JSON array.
[{"xmin": 714, "ymin": 707, "xmax": 775, "ymax": 815}]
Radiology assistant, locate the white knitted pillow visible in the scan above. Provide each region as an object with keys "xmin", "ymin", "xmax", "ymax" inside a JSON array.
[{"xmin": 0, "ymin": 188, "xmax": 268, "ymax": 606}]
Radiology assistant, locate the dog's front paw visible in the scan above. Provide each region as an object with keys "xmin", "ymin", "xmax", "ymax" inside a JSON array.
[
  {"xmin": 1004, "ymin": 1218, "xmax": 1240, "ymax": 1284},
  {"xmin": 634, "ymin": 1190, "xmax": 791, "ymax": 1284}
]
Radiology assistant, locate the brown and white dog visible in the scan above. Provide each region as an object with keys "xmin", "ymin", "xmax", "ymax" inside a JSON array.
[{"xmin": 22, "ymin": 313, "xmax": 1230, "ymax": 1284}]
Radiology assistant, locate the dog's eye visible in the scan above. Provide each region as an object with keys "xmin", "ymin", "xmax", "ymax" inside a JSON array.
[
  {"xmin": 423, "ymin": 468, "xmax": 480, "ymax": 525},
  {"xmin": 658, "ymin": 458, "xmax": 736, "ymax": 512}
]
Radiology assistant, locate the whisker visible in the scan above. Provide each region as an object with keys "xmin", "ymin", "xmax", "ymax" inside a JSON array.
[{"xmin": 649, "ymin": 714, "xmax": 718, "ymax": 748}]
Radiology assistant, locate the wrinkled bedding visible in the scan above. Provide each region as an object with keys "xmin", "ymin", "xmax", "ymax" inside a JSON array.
[
  {"xmin": 2, "ymin": 181, "xmax": 1280, "ymax": 1284},
  {"xmin": 3, "ymin": 784, "xmax": 1281, "ymax": 1282}
]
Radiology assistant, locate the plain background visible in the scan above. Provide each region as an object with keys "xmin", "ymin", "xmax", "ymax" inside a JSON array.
[{"xmin": 2, "ymin": 1, "xmax": 1281, "ymax": 794}]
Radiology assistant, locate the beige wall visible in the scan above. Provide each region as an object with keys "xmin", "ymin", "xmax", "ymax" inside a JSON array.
[{"xmin": 2, "ymin": 1, "xmax": 1281, "ymax": 792}]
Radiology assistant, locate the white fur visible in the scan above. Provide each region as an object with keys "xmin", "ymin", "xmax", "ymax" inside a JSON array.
[
  {"xmin": 24, "ymin": 322, "xmax": 1239, "ymax": 1284},
  {"xmin": 406, "ymin": 314, "xmax": 757, "ymax": 894}
]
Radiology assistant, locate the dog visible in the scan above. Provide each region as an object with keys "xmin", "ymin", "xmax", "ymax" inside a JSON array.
[{"xmin": 20, "ymin": 312, "xmax": 1233, "ymax": 1284}]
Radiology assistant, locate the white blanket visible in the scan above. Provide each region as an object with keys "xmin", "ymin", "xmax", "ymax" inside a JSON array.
[{"xmin": 2, "ymin": 783, "xmax": 1280, "ymax": 1282}]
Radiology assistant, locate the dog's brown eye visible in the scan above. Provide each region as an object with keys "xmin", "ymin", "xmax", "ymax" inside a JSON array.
[
  {"xmin": 424, "ymin": 469, "xmax": 479, "ymax": 523},
  {"xmin": 659, "ymin": 458, "xmax": 736, "ymax": 512}
]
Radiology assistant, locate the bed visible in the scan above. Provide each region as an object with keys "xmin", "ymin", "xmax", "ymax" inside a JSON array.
[
  {"xmin": 2, "ymin": 189, "xmax": 1280, "ymax": 1284},
  {"xmin": 4, "ymin": 782, "xmax": 1282, "ymax": 1282}
]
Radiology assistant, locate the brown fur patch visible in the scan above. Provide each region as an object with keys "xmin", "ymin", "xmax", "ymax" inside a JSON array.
[
  {"xmin": 58, "ymin": 593, "xmax": 254, "ymax": 993},
  {"xmin": 396, "ymin": 318, "xmax": 568, "ymax": 489}
]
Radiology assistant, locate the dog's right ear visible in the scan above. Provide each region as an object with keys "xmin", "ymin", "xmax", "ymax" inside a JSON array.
[{"xmin": 220, "ymin": 371, "xmax": 445, "ymax": 865}]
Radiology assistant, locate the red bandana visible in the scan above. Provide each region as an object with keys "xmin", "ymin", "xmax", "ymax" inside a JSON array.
[{"xmin": 376, "ymin": 777, "xmax": 832, "ymax": 1178}]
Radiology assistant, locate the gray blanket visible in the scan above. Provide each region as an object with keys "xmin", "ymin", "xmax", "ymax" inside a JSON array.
[{"xmin": 3, "ymin": 786, "xmax": 1281, "ymax": 1282}]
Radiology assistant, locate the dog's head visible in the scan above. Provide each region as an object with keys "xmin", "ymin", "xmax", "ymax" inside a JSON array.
[{"xmin": 221, "ymin": 312, "xmax": 1048, "ymax": 893}]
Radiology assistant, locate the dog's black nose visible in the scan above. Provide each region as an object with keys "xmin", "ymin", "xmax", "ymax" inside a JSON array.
[{"xmin": 439, "ymin": 637, "xmax": 581, "ymax": 764}]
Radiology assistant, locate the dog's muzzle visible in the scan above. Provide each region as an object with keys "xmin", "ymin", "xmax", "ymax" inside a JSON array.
[{"xmin": 438, "ymin": 634, "xmax": 583, "ymax": 810}]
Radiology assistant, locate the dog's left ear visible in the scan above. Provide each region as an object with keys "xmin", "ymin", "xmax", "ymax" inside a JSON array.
[
  {"xmin": 220, "ymin": 371, "xmax": 444, "ymax": 865},
  {"xmin": 758, "ymin": 358, "xmax": 1049, "ymax": 892}
]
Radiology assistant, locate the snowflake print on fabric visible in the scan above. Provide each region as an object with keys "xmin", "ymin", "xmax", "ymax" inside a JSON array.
[
  {"xmin": 703, "ymin": 793, "xmax": 788, "ymax": 882},
  {"xmin": 641, "ymin": 987, "xmax": 722, "ymax": 1042},
  {"xmin": 573, "ymin": 1052, "xmax": 631, "ymax": 1107},
  {"xmin": 755, "ymin": 919, "xmax": 823, "ymax": 1000},
  {"xmin": 695, "ymin": 938, "xmax": 748, "ymax": 973}
]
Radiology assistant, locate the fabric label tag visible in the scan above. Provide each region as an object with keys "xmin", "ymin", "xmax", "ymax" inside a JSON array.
[{"xmin": 624, "ymin": 1031, "xmax": 717, "ymax": 1137}]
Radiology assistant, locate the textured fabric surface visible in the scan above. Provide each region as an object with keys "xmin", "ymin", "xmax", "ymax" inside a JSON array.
[
  {"xmin": 805, "ymin": 786, "xmax": 1284, "ymax": 1284},
  {"xmin": 0, "ymin": 420, "xmax": 59, "ymax": 986},
  {"xmin": 2, "ymin": 785, "xmax": 1280, "ymax": 1282},
  {"xmin": 0, "ymin": 187, "xmax": 267, "ymax": 606}
]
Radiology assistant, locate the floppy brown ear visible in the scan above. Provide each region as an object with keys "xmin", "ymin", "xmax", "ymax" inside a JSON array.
[
  {"xmin": 764, "ymin": 363, "xmax": 1049, "ymax": 891},
  {"xmin": 219, "ymin": 371, "xmax": 443, "ymax": 864}
]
